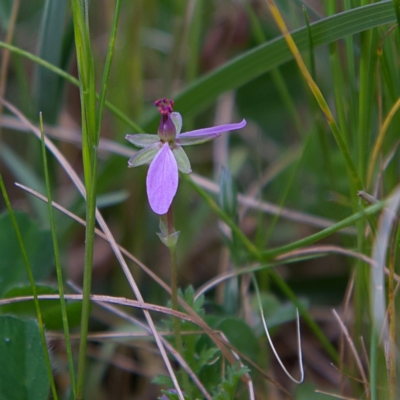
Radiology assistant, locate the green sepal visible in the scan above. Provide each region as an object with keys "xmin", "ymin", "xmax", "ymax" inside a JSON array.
[
  {"xmin": 128, "ymin": 142, "xmax": 160, "ymax": 167},
  {"xmin": 172, "ymin": 145, "xmax": 192, "ymax": 173},
  {"xmin": 171, "ymin": 112, "xmax": 182, "ymax": 134},
  {"xmin": 158, "ymin": 219, "xmax": 180, "ymax": 248},
  {"xmin": 125, "ymin": 133, "xmax": 160, "ymax": 148}
]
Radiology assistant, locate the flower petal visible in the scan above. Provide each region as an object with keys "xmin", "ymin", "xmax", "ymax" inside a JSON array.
[
  {"xmin": 176, "ymin": 119, "xmax": 246, "ymax": 146},
  {"xmin": 128, "ymin": 142, "xmax": 161, "ymax": 167},
  {"xmin": 146, "ymin": 143, "xmax": 178, "ymax": 215},
  {"xmin": 171, "ymin": 112, "xmax": 182, "ymax": 135},
  {"xmin": 172, "ymin": 145, "xmax": 192, "ymax": 174},
  {"xmin": 125, "ymin": 133, "xmax": 160, "ymax": 148}
]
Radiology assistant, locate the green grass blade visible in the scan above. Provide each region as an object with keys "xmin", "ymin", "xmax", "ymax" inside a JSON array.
[
  {"xmin": 70, "ymin": 0, "xmax": 99, "ymax": 397},
  {"xmin": 34, "ymin": 0, "xmax": 68, "ymax": 123},
  {"xmin": 96, "ymin": 0, "xmax": 122, "ymax": 137},
  {"xmin": 39, "ymin": 113, "xmax": 76, "ymax": 396}
]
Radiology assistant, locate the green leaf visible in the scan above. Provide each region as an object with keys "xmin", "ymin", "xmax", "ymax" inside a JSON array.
[
  {"xmin": 0, "ymin": 211, "xmax": 54, "ymax": 296},
  {"xmin": 0, "ymin": 315, "xmax": 50, "ymax": 400},
  {"xmin": 1, "ymin": 285, "xmax": 82, "ymax": 330},
  {"xmin": 215, "ymin": 317, "xmax": 258, "ymax": 361}
]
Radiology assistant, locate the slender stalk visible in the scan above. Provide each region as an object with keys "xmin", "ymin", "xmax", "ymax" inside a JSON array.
[
  {"xmin": 76, "ymin": 149, "xmax": 98, "ymax": 400},
  {"xmin": 162, "ymin": 206, "xmax": 190, "ymax": 393},
  {"xmin": 166, "ymin": 208, "xmax": 179, "ymax": 318},
  {"xmin": 39, "ymin": 114, "xmax": 76, "ymax": 396},
  {"xmin": 70, "ymin": 0, "xmax": 99, "ymax": 397},
  {"xmin": 0, "ymin": 174, "xmax": 58, "ymax": 400}
]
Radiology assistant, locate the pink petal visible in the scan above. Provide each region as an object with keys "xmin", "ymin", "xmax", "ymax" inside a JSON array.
[
  {"xmin": 176, "ymin": 119, "xmax": 246, "ymax": 146},
  {"xmin": 146, "ymin": 142, "xmax": 178, "ymax": 215}
]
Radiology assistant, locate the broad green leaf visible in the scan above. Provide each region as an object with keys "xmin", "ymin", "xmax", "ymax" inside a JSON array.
[
  {"xmin": 0, "ymin": 315, "xmax": 49, "ymax": 400},
  {"xmin": 1, "ymin": 285, "xmax": 82, "ymax": 330},
  {"xmin": 215, "ymin": 317, "xmax": 258, "ymax": 361},
  {"xmin": 0, "ymin": 211, "xmax": 54, "ymax": 296}
]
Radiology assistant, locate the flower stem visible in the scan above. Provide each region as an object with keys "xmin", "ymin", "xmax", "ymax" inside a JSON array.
[
  {"xmin": 163, "ymin": 206, "xmax": 190, "ymax": 393},
  {"xmin": 165, "ymin": 207, "xmax": 183, "ymax": 352}
]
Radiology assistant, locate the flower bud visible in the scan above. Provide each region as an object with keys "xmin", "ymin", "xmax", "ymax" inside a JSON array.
[{"xmin": 154, "ymin": 98, "xmax": 177, "ymax": 142}]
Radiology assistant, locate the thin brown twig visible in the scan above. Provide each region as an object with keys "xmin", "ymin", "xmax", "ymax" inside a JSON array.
[{"xmin": 332, "ymin": 309, "xmax": 370, "ymax": 399}]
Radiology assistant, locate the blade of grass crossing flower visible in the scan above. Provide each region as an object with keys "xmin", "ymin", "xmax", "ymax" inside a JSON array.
[
  {"xmin": 0, "ymin": 174, "xmax": 58, "ymax": 400},
  {"xmin": 39, "ymin": 114, "xmax": 76, "ymax": 397},
  {"xmin": 264, "ymin": 0, "xmax": 363, "ymax": 193}
]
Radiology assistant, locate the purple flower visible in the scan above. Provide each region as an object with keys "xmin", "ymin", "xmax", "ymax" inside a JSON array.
[{"xmin": 126, "ymin": 98, "xmax": 246, "ymax": 215}]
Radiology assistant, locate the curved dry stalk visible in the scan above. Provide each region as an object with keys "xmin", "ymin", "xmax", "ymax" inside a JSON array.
[
  {"xmin": 339, "ymin": 269, "xmax": 356, "ymax": 395},
  {"xmin": 0, "ymin": 98, "xmax": 184, "ymax": 400},
  {"xmin": 258, "ymin": 298, "xmax": 304, "ymax": 384},
  {"xmin": 0, "ymin": 293, "xmax": 195, "ymax": 322},
  {"xmin": 0, "ymin": 114, "xmax": 355, "ymax": 232},
  {"xmin": 314, "ymin": 390, "xmax": 360, "ymax": 400},
  {"xmin": 332, "ymin": 309, "xmax": 370, "ymax": 399}
]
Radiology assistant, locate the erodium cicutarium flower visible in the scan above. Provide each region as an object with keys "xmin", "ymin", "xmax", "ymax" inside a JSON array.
[{"xmin": 126, "ymin": 98, "xmax": 246, "ymax": 215}]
